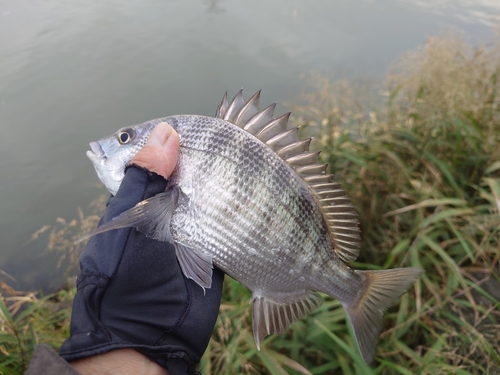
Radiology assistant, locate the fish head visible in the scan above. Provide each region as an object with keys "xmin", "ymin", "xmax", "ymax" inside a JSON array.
[{"xmin": 87, "ymin": 121, "xmax": 157, "ymax": 195}]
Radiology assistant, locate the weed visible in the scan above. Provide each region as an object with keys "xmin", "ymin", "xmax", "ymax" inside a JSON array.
[{"xmin": 0, "ymin": 282, "xmax": 73, "ymax": 374}]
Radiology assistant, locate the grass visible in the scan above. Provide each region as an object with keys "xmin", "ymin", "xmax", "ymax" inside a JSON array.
[
  {"xmin": 1, "ymin": 31, "xmax": 499, "ymax": 374},
  {"xmin": 0, "ymin": 282, "xmax": 73, "ymax": 374}
]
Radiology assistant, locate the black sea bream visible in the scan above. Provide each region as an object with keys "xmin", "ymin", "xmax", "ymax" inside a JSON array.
[{"xmin": 82, "ymin": 90, "xmax": 423, "ymax": 364}]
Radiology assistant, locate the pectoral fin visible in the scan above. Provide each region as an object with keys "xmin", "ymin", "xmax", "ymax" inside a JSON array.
[
  {"xmin": 252, "ymin": 292, "xmax": 323, "ymax": 349},
  {"xmin": 76, "ymin": 187, "xmax": 214, "ymax": 291},
  {"xmin": 75, "ymin": 187, "xmax": 179, "ymax": 244}
]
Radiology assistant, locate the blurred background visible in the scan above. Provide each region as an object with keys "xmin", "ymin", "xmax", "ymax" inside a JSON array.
[{"xmin": 0, "ymin": 0, "xmax": 497, "ymax": 290}]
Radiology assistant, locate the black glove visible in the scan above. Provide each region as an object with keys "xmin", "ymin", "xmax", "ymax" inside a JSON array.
[{"xmin": 59, "ymin": 166, "xmax": 224, "ymax": 375}]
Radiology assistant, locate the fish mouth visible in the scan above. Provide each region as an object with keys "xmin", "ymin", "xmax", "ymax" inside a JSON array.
[{"xmin": 87, "ymin": 141, "xmax": 105, "ymax": 161}]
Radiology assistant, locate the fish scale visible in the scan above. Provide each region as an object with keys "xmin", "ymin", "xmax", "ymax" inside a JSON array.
[
  {"xmin": 172, "ymin": 145, "xmax": 312, "ymax": 290},
  {"xmin": 82, "ymin": 90, "xmax": 423, "ymax": 365}
]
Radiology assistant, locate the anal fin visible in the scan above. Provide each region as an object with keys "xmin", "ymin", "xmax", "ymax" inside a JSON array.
[{"xmin": 252, "ymin": 291, "xmax": 323, "ymax": 349}]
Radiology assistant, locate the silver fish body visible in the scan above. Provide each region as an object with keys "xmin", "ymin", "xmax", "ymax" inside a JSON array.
[
  {"xmin": 168, "ymin": 115, "xmax": 352, "ymax": 294},
  {"xmin": 82, "ymin": 91, "xmax": 423, "ymax": 365}
]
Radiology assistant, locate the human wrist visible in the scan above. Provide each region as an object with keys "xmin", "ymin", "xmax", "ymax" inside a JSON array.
[{"xmin": 70, "ymin": 348, "xmax": 168, "ymax": 375}]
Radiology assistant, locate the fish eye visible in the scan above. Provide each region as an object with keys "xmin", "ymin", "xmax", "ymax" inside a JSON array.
[{"xmin": 117, "ymin": 128, "xmax": 135, "ymax": 144}]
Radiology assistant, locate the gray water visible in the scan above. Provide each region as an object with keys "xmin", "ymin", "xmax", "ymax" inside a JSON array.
[{"xmin": 0, "ymin": 0, "xmax": 497, "ymax": 291}]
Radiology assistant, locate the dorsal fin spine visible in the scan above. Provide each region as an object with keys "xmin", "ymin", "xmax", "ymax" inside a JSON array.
[
  {"xmin": 286, "ymin": 151, "xmax": 321, "ymax": 166},
  {"xmin": 295, "ymin": 164, "xmax": 328, "ymax": 175},
  {"xmin": 215, "ymin": 91, "xmax": 229, "ymax": 118},
  {"xmin": 234, "ymin": 90, "xmax": 261, "ymax": 126},
  {"xmin": 224, "ymin": 89, "xmax": 245, "ymax": 122},
  {"xmin": 256, "ymin": 112, "xmax": 291, "ymax": 142},
  {"xmin": 244, "ymin": 103, "xmax": 277, "ymax": 135},
  {"xmin": 266, "ymin": 127, "xmax": 299, "ymax": 151},
  {"xmin": 277, "ymin": 138, "xmax": 311, "ymax": 159}
]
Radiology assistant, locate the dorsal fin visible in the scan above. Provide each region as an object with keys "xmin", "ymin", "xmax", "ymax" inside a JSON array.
[
  {"xmin": 234, "ymin": 90, "xmax": 261, "ymax": 126},
  {"xmin": 215, "ymin": 91, "xmax": 228, "ymax": 119},
  {"xmin": 215, "ymin": 91, "xmax": 361, "ymax": 263},
  {"xmin": 223, "ymin": 89, "xmax": 245, "ymax": 122}
]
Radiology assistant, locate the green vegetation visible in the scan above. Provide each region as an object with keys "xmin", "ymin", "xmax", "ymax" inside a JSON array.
[
  {"xmin": 0, "ymin": 282, "xmax": 73, "ymax": 374},
  {"xmin": 1, "ymin": 32, "xmax": 499, "ymax": 374}
]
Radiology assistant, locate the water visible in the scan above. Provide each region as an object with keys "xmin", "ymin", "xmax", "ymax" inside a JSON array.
[{"xmin": 0, "ymin": 0, "xmax": 496, "ymax": 291}]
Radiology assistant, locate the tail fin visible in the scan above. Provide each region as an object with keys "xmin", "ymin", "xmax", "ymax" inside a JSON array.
[{"xmin": 343, "ymin": 267, "xmax": 423, "ymax": 365}]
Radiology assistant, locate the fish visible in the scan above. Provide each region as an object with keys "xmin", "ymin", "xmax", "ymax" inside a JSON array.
[{"xmin": 81, "ymin": 90, "xmax": 423, "ymax": 365}]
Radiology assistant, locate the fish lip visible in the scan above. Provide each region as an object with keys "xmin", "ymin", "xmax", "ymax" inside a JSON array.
[{"xmin": 87, "ymin": 141, "xmax": 105, "ymax": 161}]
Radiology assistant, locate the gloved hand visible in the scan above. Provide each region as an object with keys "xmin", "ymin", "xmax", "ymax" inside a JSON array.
[{"xmin": 59, "ymin": 125, "xmax": 224, "ymax": 375}]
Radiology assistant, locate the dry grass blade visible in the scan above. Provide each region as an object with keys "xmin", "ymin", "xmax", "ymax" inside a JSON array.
[{"xmin": 383, "ymin": 198, "xmax": 466, "ymax": 217}]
